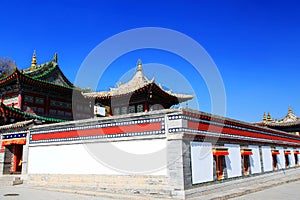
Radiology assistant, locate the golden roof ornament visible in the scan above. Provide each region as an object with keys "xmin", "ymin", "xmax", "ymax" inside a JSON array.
[
  {"xmin": 263, "ymin": 112, "xmax": 267, "ymax": 123},
  {"xmin": 53, "ymin": 52, "xmax": 58, "ymax": 63},
  {"xmin": 288, "ymin": 106, "xmax": 293, "ymax": 114},
  {"xmin": 137, "ymin": 59, "xmax": 142, "ymax": 72},
  {"xmin": 30, "ymin": 50, "xmax": 37, "ymax": 70},
  {"xmin": 267, "ymin": 112, "xmax": 273, "ymax": 122}
]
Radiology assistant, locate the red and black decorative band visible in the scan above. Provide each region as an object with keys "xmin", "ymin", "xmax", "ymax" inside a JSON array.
[{"xmin": 30, "ymin": 118, "xmax": 165, "ymax": 144}]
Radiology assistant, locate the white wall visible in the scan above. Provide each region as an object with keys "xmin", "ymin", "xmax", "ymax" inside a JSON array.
[
  {"xmin": 287, "ymin": 147, "xmax": 295, "ymax": 167},
  {"xmin": 261, "ymin": 146, "xmax": 272, "ymax": 172},
  {"xmin": 248, "ymin": 145, "xmax": 262, "ymax": 174},
  {"xmin": 224, "ymin": 144, "xmax": 241, "ymax": 178},
  {"xmin": 28, "ymin": 139, "xmax": 167, "ymax": 175},
  {"xmin": 276, "ymin": 147, "xmax": 285, "ymax": 169},
  {"xmin": 190, "ymin": 142, "xmax": 213, "ymax": 184},
  {"xmin": 298, "ymin": 148, "xmax": 300, "ymax": 164}
]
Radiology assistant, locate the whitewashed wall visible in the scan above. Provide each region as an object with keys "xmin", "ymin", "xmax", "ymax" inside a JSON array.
[
  {"xmin": 248, "ymin": 145, "xmax": 262, "ymax": 174},
  {"xmin": 190, "ymin": 142, "xmax": 213, "ymax": 184},
  {"xmin": 298, "ymin": 148, "xmax": 300, "ymax": 164},
  {"xmin": 261, "ymin": 146, "xmax": 272, "ymax": 172},
  {"xmin": 276, "ymin": 147, "xmax": 285, "ymax": 169},
  {"xmin": 297, "ymin": 148, "xmax": 300, "ymax": 163},
  {"xmin": 287, "ymin": 147, "xmax": 295, "ymax": 167},
  {"xmin": 224, "ymin": 144, "xmax": 241, "ymax": 178},
  {"xmin": 28, "ymin": 139, "xmax": 167, "ymax": 175}
]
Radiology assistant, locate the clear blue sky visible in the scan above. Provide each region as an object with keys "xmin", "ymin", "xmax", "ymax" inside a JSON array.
[{"xmin": 1, "ymin": 0, "xmax": 300, "ymax": 122}]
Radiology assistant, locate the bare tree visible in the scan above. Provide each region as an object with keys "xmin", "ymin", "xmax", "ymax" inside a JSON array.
[{"xmin": 0, "ymin": 57, "xmax": 16, "ymax": 78}]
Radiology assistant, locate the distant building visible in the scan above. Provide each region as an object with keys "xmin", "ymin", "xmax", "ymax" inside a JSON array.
[
  {"xmin": 0, "ymin": 55, "xmax": 300, "ymax": 199},
  {"xmin": 0, "ymin": 51, "xmax": 91, "ymax": 126},
  {"xmin": 255, "ymin": 107, "xmax": 300, "ymax": 135},
  {"xmin": 83, "ymin": 60, "xmax": 193, "ymax": 116}
]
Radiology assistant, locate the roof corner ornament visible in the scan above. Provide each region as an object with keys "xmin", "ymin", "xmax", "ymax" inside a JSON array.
[
  {"xmin": 137, "ymin": 59, "xmax": 142, "ymax": 71},
  {"xmin": 30, "ymin": 50, "xmax": 37, "ymax": 70},
  {"xmin": 53, "ymin": 52, "xmax": 58, "ymax": 63}
]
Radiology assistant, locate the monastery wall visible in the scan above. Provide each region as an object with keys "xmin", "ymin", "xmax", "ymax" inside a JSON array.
[
  {"xmin": 26, "ymin": 110, "xmax": 179, "ymax": 199},
  {"xmin": 2, "ymin": 108, "xmax": 300, "ymax": 199}
]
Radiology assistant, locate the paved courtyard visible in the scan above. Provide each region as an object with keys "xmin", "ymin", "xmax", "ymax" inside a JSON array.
[
  {"xmin": 232, "ymin": 180, "xmax": 300, "ymax": 200},
  {"xmin": 0, "ymin": 185, "xmax": 114, "ymax": 200},
  {"xmin": 1, "ymin": 180, "xmax": 300, "ymax": 200}
]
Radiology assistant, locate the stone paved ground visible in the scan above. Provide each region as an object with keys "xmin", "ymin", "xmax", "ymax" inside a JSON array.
[
  {"xmin": 232, "ymin": 180, "xmax": 300, "ymax": 200},
  {"xmin": 0, "ymin": 185, "xmax": 114, "ymax": 200},
  {"xmin": 188, "ymin": 168, "xmax": 300, "ymax": 200},
  {"xmin": 1, "ymin": 168, "xmax": 300, "ymax": 200}
]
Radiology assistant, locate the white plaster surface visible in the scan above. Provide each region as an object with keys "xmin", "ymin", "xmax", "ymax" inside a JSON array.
[
  {"xmin": 276, "ymin": 146, "xmax": 285, "ymax": 169},
  {"xmin": 261, "ymin": 146, "xmax": 272, "ymax": 172},
  {"xmin": 224, "ymin": 144, "xmax": 241, "ymax": 178},
  {"xmin": 190, "ymin": 142, "xmax": 213, "ymax": 184},
  {"xmin": 287, "ymin": 147, "xmax": 295, "ymax": 167},
  {"xmin": 248, "ymin": 145, "xmax": 262, "ymax": 174},
  {"xmin": 28, "ymin": 139, "xmax": 167, "ymax": 175}
]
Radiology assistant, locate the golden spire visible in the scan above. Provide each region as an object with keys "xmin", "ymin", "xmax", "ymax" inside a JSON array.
[
  {"xmin": 267, "ymin": 112, "xmax": 272, "ymax": 122},
  {"xmin": 288, "ymin": 106, "xmax": 293, "ymax": 114},
  {"xmin": 263, "ymin": 112, "xmax": 267, "ymax": 123},
  {"xmin": 137, "ymin": 59, "xmax": 142, "ymax": 71},
  {"xmin": 30, "ymin": 50, "xmax": 37, "ymax": 69}
]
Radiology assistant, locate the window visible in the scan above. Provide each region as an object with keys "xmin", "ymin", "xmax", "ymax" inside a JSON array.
[
  {"xmin": 150, "ymin": 104, "xmax": 164, "ymax": 111},
  {"xmin": 35, "ymin": 97, "xmax": 44, "ymax": 104},
  {"xmin": 242, "ymin": 155, "xmax": 250, "ymax": 175},
  {"xmin": 129, "ymin": 105, "xmax": 135, "ymax": 113},
  {"xmin": 214, "ymin": 155, "xmax": 226, "ymax": 180},
  {"xmin": 272, "ymin": 155, "xmax": 278, "ymax": 170},
  {"xmin": 113, "ymin": 107, "xmax": 120, "ymax": 115},
  {"xmin": 137, "ymin": 104, "xmax": 144, "ymax": 113},
  {"xmin": 121, "ymin": 106, "xmax": 128, "ymax": 114},
  {"xmin": 24, "ymin": 95, "xmax": 34, "ymax": 103},
  {"xmin": 285, "ymin": 154, "xmax": 290, "ymax": 168},
  {"xmin": 294, "ymin": 154, "xmax": 299, "ymax": 166}
]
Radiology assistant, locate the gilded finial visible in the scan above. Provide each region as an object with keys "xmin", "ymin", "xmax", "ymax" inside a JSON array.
[
  {"xmin": 288, "ymin": 106, "xmax": 293, "ymax": 114},
  {"xmin": 137, "ymin": 59, "xmax": 142, "ymax": 71},
  {"xmin": 30, "ymin": 50, "xmax": 37, "ymax": 69},
  {"xmin": 263, "ymin": 112, "xmax": 267, "ymax": 123},
  {"xmin": 53, "ymin": 52, "xmax": 58, "ymax": 63},
  {"xmin": 267, "ymin": 112, "xmax": 273, "ymax": 122}
]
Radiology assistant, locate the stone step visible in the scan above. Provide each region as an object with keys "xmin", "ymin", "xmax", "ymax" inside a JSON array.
[{"xmin": 0, "ymin": 176, "xmax": 23, "ymax": 186}]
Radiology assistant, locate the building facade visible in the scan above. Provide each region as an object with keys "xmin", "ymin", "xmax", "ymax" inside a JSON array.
[
  {"xmin": 1, "ymin": 108, "xmax": 299, "ymax": 199},
  {"xmin": 256, "ymin": 107, "xmax": 300, "ymax": 135},
  {"xmin": 1, "ymin": 56, "xmax": 300, "ymax": 199}
]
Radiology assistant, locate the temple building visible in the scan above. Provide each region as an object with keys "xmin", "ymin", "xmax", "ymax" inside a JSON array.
[
  {"xmin": 1, "ymin": 54, "xmax": 300, "ymax": 199},
  {"xmin": 83, "ymin": 60, "xmax": 193, "ymax": 116},
  {"xmin": 0, "ymin": 52, "xmax": 91, "ymax": 126},
  {"xmin": 255, "ymin": 107, "xmax": 300, "ymax": 135}
]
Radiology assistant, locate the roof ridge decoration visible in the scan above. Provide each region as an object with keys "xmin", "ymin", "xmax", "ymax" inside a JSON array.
[
  {"xmin": 263, "ymin": 106, "xmax": 300, "ymax": 126},
  {"xmin": 109, "ymin": 59, "xmax": 154, "ymax": 95},
  {"xmin": 21, "ymin": 52, "xmax": 74, "ymax": 88},
  {"xmin": 30, "ymin": 50, "xmax": 37, "ymax": 70}
]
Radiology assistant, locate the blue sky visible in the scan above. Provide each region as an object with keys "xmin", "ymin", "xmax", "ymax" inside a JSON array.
[{"xmin": 1, "ymin": 0, "xmax": 300, "ymax": 122}]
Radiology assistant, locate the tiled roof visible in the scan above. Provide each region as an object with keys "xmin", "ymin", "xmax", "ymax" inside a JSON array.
[
  {"xmin": 83, "ymin": 61, "xmax": 193, "ymax": 102},
  {"xmin": 0, "ymin": 102, "xmax": 68, "ymax": 123},
  {"xmin": 0, "ymin": 120, "xmax": 34, "ymax": 130}
]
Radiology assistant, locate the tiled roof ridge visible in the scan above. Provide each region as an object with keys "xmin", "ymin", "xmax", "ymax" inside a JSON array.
[{"xmin": 0, "ymin": 102, "xmax": 69, "ymax": 123}]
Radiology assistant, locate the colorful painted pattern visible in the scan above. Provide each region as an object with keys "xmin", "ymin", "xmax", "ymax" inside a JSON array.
[
  {"xmin": 1, "ymin": 133, "xmax": 27, "ymax": 146},
  {"xmin": 30, "ymin": 118, "xmax": 165, "ymax": 144},
  {"xmin": 168, "ymin": 113, "xmax": 300, "ymax": 146}
]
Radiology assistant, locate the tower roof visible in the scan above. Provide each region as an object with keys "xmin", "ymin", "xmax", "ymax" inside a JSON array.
[{"xmin": 83, "ymin": 60, "xmax": 194, "ymax": 103}]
